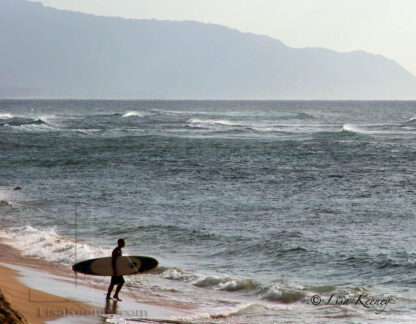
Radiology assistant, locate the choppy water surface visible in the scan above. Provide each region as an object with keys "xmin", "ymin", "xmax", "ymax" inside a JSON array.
[{"xmin": 1, "ymin": 100, "xmax": 416, "ymax": 323}]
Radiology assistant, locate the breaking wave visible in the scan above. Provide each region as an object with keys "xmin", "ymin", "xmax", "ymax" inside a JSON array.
[
  {"xmin": 0, "ymin": 225, "xmax": 111, "ymax": 264},
  {"xmin": 160, "ymin": 268, "xmax": 258, "ymax": 292},
  {"xmin": 0, "ymin": 116, "xmax": 46, "ymax": 127},
  {"xmin": 121, "ymin": 111, "xmax": 144, "ymax": 118},
  {"xmin": 160, "ymin": 268, "xmax": 327, "ymax": 304},
  {"xmin": 186, "ymin": 118, "xmax": 240, "ymax": 128},
  {"xmin": 0, "ymin": 113, "xmax": 15, "ymax": 119},
  {"xmin": 0, "ymin": 114, "xmax": 61, "ymax": 132},
  {"xmin": 342, "ymin": 123, "xmax": 367, "ymax": 134},
  {"xmin": 261, "ymin": 285, "xmax": 306, "ymax": 303}
]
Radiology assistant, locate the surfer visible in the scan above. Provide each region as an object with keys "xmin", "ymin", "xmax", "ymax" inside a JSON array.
[{"xmin": 106, "ymin": 238, "xmax": 125, "ymax": 301}]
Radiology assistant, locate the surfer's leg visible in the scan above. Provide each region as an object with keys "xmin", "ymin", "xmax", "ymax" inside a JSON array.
[
  {"xmin": 107, "ymin": 283, "xmax": 114, "ymax": 298},
  {"xmin": 113, "ymin": 282, "xmax": 124, "ymax": 300}
]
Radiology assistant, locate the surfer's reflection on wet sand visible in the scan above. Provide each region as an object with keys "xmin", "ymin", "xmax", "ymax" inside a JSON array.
[
  {"xmin": 104, "ymin": 298, "xmax": 118, "ymax": 315},
  {"xmin": 101, "ymin": 300, "xmax": 149, "ymax": 323},
  {"xmin": 101, "ymin": 298, "xmax": 118, "ymax": 323}
]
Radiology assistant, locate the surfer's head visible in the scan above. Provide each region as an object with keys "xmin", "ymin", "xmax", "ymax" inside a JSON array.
[{"xmin": 117, "ymin": 238, "xmax": 125, "ymax": 248}]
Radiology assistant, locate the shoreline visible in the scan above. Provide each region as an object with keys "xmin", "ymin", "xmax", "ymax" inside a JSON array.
[
  {"xmin": 0, "ymin": 263, "xmax": 96, "ymax": 324},
  {"xmin": 0, "ymin": 237, "xmax": 192, "ymax": 323}
]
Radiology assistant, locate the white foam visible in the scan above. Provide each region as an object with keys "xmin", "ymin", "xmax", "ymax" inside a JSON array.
[
  {"xmin": 211, "ymin": 303, "xmax": 271, "ymax": 317},
  {"xmin": 218, "ymin": 278, "xmax": 256, "ymax": 291},
  {"xmin": 186, "ymin": 118, "xmax": 238, "ymax": 128},
  {"xmin": 5, "ymin": 122, "xmax": 57, "ymax": 132},
  {"xmin": 71, "ymin": 128, "xmax": 102, "ymax": 135},
  {"xmin": 0, "ymin": 113, "xmax": 14, "ymax": 119},
  {"xmin": 342, "ymin": 123, "xmax": 366, "ymax": 133},
  {"xmin": 37, "ymin": 114, "xmax": 58, "ymax": 124},
  {"xmin": 250, "ymin": 126, "xmax": 288, "ymax": 133},
  {"xmin": 261, "ymin": 285, "xmax": 306, "ymax": 303},
  {"xmin": 0, "ymin": 225, "xmax": 111, "ymax": 265},
  {"xmin": 160, "ymin": 268, "xmax": 199, "ymax": 282},
  {"xmin": 1, "ymin": 114, "xmax": 61, "ymax": 132},
  {"xmin": 160, "ymin": 268, "xmax": 256, "ymax": 292},
  {"xmin": 121, "ymin": 111, "xmax": 144, "ymax": 118}
]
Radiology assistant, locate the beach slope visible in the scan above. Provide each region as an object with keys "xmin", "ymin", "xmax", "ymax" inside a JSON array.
[{"xmin": 0, "ymin": 264, "xmax": 94, "ymax": 324}]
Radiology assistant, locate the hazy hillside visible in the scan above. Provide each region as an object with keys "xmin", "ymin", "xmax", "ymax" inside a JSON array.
[{"xmin": 1, "ymin": 0, "xmax": 415, "ymax": 99}]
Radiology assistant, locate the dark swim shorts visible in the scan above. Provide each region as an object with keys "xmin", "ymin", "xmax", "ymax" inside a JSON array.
[{"xmin": 110, "ymin": 276, "xmax": 125, "ymax": 285}]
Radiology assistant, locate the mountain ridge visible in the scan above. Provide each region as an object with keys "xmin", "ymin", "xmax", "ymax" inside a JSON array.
[{"xmin": 1, "ymin": 0, "xmax": 415, "ymax": 99}]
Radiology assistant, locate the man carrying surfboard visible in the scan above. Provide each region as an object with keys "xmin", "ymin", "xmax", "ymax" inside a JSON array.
[{"xmin": 106, "ymin": 238, "xmax": 125, "ymax": 301}]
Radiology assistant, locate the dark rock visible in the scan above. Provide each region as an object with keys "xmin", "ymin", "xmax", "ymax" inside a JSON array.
[{"xmin": 0, "ymin": 288, "xmax": 27, "ymax": 323}]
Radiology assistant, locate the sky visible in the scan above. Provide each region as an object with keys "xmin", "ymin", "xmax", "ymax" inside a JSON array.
[{"xmin": 29, "ymin": 0, "xmax": 416, "ymax": 76}]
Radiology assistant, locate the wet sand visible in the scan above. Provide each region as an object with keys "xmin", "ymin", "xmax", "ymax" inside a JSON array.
[
  {"xmin": 0, "ymin": 238, "xmax": 192, "ymax": 323},
  {"xmin": 0, "ymin": 263, "xmax": 95, "ymax": 324}
]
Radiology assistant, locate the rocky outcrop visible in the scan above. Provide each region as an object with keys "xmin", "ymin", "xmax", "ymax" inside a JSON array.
[{"xmin": 0, "ymin": 288, "xmax": 27, "ymax": 324}]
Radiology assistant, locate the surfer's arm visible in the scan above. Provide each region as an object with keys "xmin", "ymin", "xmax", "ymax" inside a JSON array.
[{"xmin": 111, "ymin": 249, "xmax": 118, "ymax": 276}]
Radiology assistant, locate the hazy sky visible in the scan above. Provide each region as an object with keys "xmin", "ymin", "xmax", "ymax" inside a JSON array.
[{"xmin": 30, "ymin": 0, "xmax": 416, "ymax": 75}]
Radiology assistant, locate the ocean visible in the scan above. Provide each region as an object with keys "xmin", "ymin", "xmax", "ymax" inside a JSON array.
[{"xmin": 1, "ymin": 100, "xmax": 416, "ymax": 323}]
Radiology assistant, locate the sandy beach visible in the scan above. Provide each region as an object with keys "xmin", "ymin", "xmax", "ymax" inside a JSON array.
[
  {"xmin": 0, "ymin": 263, "xmax": 95, "ymax": 324},
  {"xmin": 0, "ymin": 236, "xmax": 100, "ymax": 323},
  {"xmin": 0, "ymin": 239, "xmax": 191, "ymax": 324}
]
